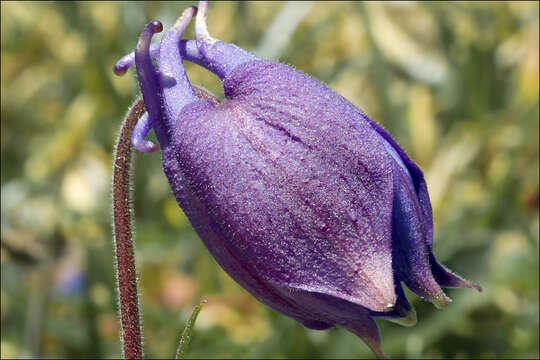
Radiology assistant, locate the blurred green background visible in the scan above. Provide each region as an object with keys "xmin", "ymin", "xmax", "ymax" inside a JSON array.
[{"xmin": 1, "ymin": 1, "xmax": 538, "ymax": 359}]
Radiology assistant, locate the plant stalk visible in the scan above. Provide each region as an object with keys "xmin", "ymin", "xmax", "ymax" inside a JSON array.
[{"xmin": 112, "ymin": 98, "xmax": 146, "ymax": 359}]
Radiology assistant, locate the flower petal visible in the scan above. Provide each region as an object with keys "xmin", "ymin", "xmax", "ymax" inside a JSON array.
[
  {"xmin": 170, "ymin": 61, "xmax": 397, "ymax": 312},
  {"xmin": 134, "ymin": 20, "xmax": 169, "ymax": 148},
  {"xmin": 390, "ymin": 159, "xmax": 451, "ymax": 308},
  {"xmin": 276, "ymin": 289, "xmax": 386, "ymax": 358},
  {"xmin": 157, "ymin": 7, "xmax": 199, "ymax": 120},
  {"xmin": 429, "ymin": 252, "xmax": 482, "ymax": 292},
  {"xmin": 367, "ymin": 119, "xmax": 434, "ymax": 246}
]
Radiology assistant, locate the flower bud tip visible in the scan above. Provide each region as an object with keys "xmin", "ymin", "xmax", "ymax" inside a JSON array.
[
  {"xmin": 113, "ymin": 63, "xmax": 128, "ymax": 76},
  {"xmin": 431, "ymin": 294, "xmax": 452, "ymax": 309},
  {"xmin": 150, "ymin": 20, "xmax": 163, "ymax": 33}
]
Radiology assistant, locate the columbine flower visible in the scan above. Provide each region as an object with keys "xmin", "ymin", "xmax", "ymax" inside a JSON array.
[{"xmin": 114, "ymin": 2, "xmax": 481, "ymax": 357}]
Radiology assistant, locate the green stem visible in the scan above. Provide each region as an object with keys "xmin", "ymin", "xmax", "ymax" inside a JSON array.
[{"xmin": 175, "ymin": 300, "xmax": 207, "ymax": 359}]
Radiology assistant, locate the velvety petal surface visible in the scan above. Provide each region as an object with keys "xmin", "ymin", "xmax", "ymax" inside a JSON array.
[
  {"xmin": 371, "ymin": 114, "xmax": 481, "ymax": 300},
  {"xmin": 367, "ymin": 119, "xmax": 434, "ymax": 246},
  {"xmin": 390, "ymin": 156, "xmax": 452, "ymax": 308},
  {"xmin": 162, "ymin": 100, "xmax": 336, "ymax": 329},
  {"xmin": 170, "ymin": 60, "xmax": 398, "ymax": 312}
]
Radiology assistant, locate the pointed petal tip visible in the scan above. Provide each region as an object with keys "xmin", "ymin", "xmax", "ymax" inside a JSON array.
[
  {"xmin": 342, "ymin": 319, "xmax": 387, "ymax": 359},
  {"xmin": 374, "ymin": 349, "xmax": 389, "ymax": 360},
  {"xmin": 457, "ymin": 278, "xmax": 482, "ymax": 293},
  {"xmin": 385, "ymin": 307, "xmax": 418, "ymax": 327},
  {"xmin": 430, "ymin": 252, "xmax": 482, "ymax": 293},
  {"xmin": 368, "ymin": 341, "xmax": 388, "ymax": 359},
  {"xmin": 430, "ymin": 293, "xmax": 452, "ymax": 309},
  {"xmin": 466, "ymin": 280, "xmax": 483, "ymax": 292},
  {"xmin": 348, "ymin": 329, "xmax": 388, "ymax": 359}
]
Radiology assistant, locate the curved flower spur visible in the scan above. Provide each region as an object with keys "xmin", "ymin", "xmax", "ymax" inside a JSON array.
[{"xmin": 114, "ymin": 2, "xmax": 481, "ymax": 357}]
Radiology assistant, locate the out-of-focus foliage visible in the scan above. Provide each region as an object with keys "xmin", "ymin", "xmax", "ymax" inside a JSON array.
[{"xmin": 1, "ymin": 1, "xmax": 538, "ymax": 358}]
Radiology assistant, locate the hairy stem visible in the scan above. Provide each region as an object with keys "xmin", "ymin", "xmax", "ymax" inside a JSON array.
[{"xmin": 112, "ymin": 98, "xmax": 146, "ymax": 359}]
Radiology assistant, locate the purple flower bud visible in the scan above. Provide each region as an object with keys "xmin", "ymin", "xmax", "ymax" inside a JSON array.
[{"xmin": 114, "ymin": 2, "xmax": 481, "ymax": 357}]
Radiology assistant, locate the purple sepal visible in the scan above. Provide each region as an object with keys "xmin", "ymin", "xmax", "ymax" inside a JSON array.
[
  {"xmin": 195, "ymin": 41, "xmax": 259, "ymax": 80},
  {"xmin": 114, "ymin": 2, "xmax": 481, "ymax": 356},
  {"xmin": 367, "ymin": 118, "xmax": 434, "ymax": 246},
  {"xmin": 158, "ymin": 7, "xmax": 199, "ymax": 122}
]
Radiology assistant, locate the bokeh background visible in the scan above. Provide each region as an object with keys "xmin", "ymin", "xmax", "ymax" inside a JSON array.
[{"xmin": 1, "ymin": 1, "xmax": 539, "ymax": 358}]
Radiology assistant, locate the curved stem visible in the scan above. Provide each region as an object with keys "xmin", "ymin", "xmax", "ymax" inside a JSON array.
[{"xmin": 112, "ymin": 98, "xmax": 146, "ymax": 360}]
